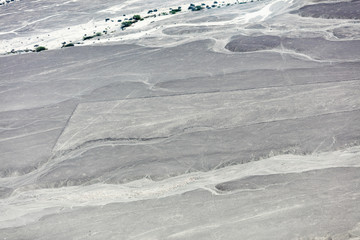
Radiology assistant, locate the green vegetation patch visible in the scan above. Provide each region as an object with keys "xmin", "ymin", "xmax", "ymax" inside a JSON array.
[
  {"xmin": 35, "ymin": 46, "xmax": 47, "ymax": 52},
  {"xmin": 121, "ymin": 21, "xmax": 133, "ymax": 28},
  {"xmin": 133, "ymin": 15, "xmax": 141, "ymax": 21},
  {"xmin": 170, "ymin": 7, "xmax": 182, "ymax": 14},
  {"xmin": 83, "ymin": 35, "xmax": 94, "ymax": 40},
  {"xmin": 83, "ymin": 32, "xmax": 102, "ymax": 41},
  {"xmin": 63, "ymin": 43, "xmax": 74, "ymax": 48}
]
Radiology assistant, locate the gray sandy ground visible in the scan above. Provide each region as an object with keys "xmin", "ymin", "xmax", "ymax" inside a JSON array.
[
  {"xmin": 295, "ymin": 1, "xmax": 360, "ymax": 20},
  {"xmin": 2, "ymin": 167, "xmax": 360, "ymax": 240},
  {"xmin": 225, "ymin": 35, "xmax": 281, "ymax": 52},
  {"xmin": 1, "ymin": 0, "xmax": 360, "ymax": 239}
]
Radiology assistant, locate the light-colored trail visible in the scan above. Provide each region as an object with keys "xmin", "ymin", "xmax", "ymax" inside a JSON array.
[{"xmin": 1, "ymin": 145, "xmax": 360, "ymax": 228}]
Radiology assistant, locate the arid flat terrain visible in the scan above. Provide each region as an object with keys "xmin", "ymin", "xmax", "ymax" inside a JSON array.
[{"xmin": 1, "ymin": 0, "xmax": 360, "ymax": 239}]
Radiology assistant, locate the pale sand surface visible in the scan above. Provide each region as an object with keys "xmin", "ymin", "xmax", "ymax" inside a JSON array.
[{"xmin": 1, "ymin": 0, "xmax": 360, "ymax": 239}]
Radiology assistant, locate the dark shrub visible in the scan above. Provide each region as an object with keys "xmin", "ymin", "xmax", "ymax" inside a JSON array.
[
  {"xmin": 133, "ymin": 15, "xmax": 141, "ymax": 20},
  {"xmin": 63, "ymin": 43, "xmax": 74, "ymax": 48},
  {"xmin": 121, "ymin": 21, "xmax": 133, "ymax": 29},
  {"xmin": 83, "ymin": 35, "xmax": 94, "ymax": 40},
  {"xmin": 35, "ymin": 46, "xmax": 47, "ymax": 52},
  {"xmin": 170, "ymin": 8, "xmax": 181, "ymax": 14},
  {"xmin": 122, "ymin": 21, "xmax": 133, "ymax": 27}
]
